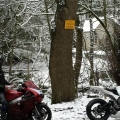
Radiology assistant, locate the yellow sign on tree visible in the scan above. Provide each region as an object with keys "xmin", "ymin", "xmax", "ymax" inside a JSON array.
[{"xmin": 65, "ymin": 20, "xmax": 75, "ymax": 29}]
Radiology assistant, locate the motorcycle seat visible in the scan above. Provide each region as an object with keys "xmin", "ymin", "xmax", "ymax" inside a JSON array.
[{"xmin": 105, "ymin": 88, "xmax": 119, "ymax": 95}]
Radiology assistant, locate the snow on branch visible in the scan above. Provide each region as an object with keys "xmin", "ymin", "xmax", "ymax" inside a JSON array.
[
  {"xmin": 16, "ymin": 2, "xmax": 27, "ymax": 17},
  {"xmin": 21, "ymin": 15, "xmax": 33, "ymax": 27}
]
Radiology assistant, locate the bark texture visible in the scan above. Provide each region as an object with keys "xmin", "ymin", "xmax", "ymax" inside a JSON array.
[{"xmin": 49, "ymin": 0, "xmax": 78, "ymax": 103}]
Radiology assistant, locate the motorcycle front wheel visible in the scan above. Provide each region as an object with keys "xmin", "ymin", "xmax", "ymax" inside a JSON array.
[
  {"xmin": 30, "ymin": 103, "xmax": 52, "ymax": 120},
  {"xmin": 86, "ymin": 99, "xmax": 110, "ymax": 120}
]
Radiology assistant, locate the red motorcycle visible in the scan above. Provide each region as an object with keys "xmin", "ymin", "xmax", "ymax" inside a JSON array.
[{"xmin": 2, "ymin": 80, "xmax": 52, "ymax": 120}]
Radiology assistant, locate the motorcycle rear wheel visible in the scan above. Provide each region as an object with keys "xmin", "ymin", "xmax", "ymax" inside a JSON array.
[
  {"xmin": 86, "ymin": 99, "xmax": 110, "ymax": 120},
  {"xmin": 30, "ymin": 103, "xmax": 52, "ymax": 120}
]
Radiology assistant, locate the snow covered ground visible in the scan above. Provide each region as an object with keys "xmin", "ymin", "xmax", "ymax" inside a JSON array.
[
  {"xmin": 4, "ymin": 53, "xmax": 119, "ymax": 120},
  {"xmin": 49, "ymin": 95, "xmax": 89, "ymax": 120},
  {"xmin": 44, "ymin": 93, "xmax": 120, "ymax": 120}
]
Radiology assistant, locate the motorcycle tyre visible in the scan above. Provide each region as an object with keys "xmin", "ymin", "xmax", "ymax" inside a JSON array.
[
  {"xmin": 86, "ymin": 99, "xmax": 110, "ymax": 120},
  {"xmin": 30, "ymin": 103, "xmax": 52, "ymax": 120}
]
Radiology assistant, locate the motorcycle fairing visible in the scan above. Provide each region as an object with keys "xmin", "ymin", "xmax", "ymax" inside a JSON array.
[
  {"xmin": 7, "ymin": 87, "xmax": 43, "ymax": 119},
  {"xmin": 8, "ymin": 99, "xmax": 37, "ymax": 119},
  {"xmin": 26, "ymin": 87, "xmax": 43, "ymax": 102},
  {"xmin": 5, "ymin": 89, "xmax": 23, "ymax": 101},
  {"xmin": 30, "ymin": 88, "xmax": 43, "ymax": 95},
  {"xmin": 91, "ymin": 86, "xmax": 119, "ymax": 100},
  {"xmin": 24, "ymin": 80, "xmax": 39, "ymax": 89}
]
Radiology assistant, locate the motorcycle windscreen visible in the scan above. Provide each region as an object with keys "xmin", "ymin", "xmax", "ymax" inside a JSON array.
[{"xmin": 24, "ymin": 80, "xmax": 39, "ymax": 90}]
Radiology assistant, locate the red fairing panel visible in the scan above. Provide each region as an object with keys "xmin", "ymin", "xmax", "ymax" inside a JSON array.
[
  {"xmin": 24, "ymin": 80, "xmax": 39, "ymax": 89},
  {"xmin": 5, "ymin": 90, "xmax": 23, "ymax": 101}
]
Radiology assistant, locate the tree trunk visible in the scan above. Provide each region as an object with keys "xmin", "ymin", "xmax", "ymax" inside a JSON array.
[
  {"xmin": 74, "ymin": 17, "xmax": 83, "ymax": 94},
  {"xmin": 49, "ymin": 0, "xmax": 78, "ymax": 104}
]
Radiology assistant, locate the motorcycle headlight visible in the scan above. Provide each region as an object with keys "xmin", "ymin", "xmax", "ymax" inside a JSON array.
[{"xmin": 39, "ymin": 90, "xmax": 44, "ymax": 98}]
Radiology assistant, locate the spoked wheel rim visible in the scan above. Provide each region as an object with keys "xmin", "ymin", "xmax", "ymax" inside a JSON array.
[
  {"xmin": 31, "ymin": 106, "xmax": 50, "ymax": 120},
  {"xmin": 90, "ymin": 104, "xmax": 106, "ymax": 119}
]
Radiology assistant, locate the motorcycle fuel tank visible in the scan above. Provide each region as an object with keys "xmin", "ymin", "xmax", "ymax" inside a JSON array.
[{"xmin": 5, "ymin": 89, "xmax": 23, "ymax": 102}]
